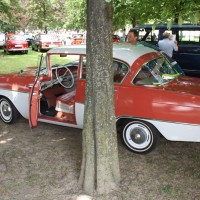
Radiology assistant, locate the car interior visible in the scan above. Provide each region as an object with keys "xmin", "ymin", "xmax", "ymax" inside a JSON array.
[{"xmin": 38, "ymin": 55, "xmax": 129, "ymax": 123}]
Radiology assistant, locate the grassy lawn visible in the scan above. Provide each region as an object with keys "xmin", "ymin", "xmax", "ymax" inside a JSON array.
[
  {"xmin": 0, "ymin": 48, "xmax": 42, "ymax": 74},
  {"xmin": 0, "ymin": 48, "xmax": 77, "ymax": 74}
]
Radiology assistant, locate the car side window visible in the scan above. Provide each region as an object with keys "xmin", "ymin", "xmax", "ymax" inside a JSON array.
[
  {"xmin": 179, "ymin": 30, "xmax": 200, "ymax": 43},
  {"xmin": 113, "ymin": 61, "xmax": 129, "ymax": 83},
  {"xmin": 80, "ymin": 58, "xmax": 129, "ymax": 83}
]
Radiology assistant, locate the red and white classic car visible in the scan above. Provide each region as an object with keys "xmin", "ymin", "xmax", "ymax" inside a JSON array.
[
  {"xmin": 0, "ymin": 44, "xmax": 200, "ymax": 153},
  {"xmin": 3, "ymin": 33, "xmax": 28, "ymax": 54}
]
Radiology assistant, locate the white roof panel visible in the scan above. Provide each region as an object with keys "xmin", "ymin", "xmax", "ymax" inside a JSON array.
[{"xmin": 47, "ymin": 43, "xmax": 157, "ymax": 66}]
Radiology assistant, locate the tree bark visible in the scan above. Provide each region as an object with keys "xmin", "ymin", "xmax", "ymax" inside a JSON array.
[{"xmin": 79, "ymin": 0, "xmax": 120, "ymax": 195}]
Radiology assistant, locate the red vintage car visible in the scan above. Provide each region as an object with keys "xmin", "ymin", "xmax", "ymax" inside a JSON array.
[
  {"xmin": 3, "ymin": 33, "xmax": 28, "ymax": 54},
  {"xmin": 71, "ymin": 34, "xmax": 86, "ymax": 45},
  {"xmin": 0, "ymin": 44, "xmax": 200, "ymax": 153}
]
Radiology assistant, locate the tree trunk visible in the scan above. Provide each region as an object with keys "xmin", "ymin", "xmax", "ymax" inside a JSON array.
[{"xmin": 79, "ymin": 0, "xmax": 120, "ymax": 195}]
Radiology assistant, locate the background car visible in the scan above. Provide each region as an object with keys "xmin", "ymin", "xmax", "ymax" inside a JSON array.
[
  {"xmin": 3, "ymin": 33, "xmax": 28, "ymax": 54},
  {"xmin": 32, "ymin": 34, "xmax": 62, "ymax": 52},
  {"xmin": 71, "ymin": 34, "xmax": 85, "ymax": 45},
  {"xmin": 0, "ymin": 32, "xmax": 5, "ymax": 48},
  {"xmin": 134, "ymin": 24, "xmax": 200, "ymax": 77}
]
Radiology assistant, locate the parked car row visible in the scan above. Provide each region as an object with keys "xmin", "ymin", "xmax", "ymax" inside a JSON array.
[
  {"xmin": 0, "ymin": 44, "xmax": 200, "ymax": 154},
  {"xmin": 1, "ymin": 33, "xmax": 122, "ymax": 54}
]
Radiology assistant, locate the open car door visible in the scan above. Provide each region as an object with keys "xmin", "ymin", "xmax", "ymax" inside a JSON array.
[
  {"xmin": 29, "ymin": 54, "xmax": 51, "ymax": 127},
  {"xmin": 29, "ymin": 79, "xmax": 40, "ymax": 127}
]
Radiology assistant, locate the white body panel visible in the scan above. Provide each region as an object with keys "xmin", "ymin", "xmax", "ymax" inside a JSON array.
[
  {"xmin": 146, "ymin": 119, "xmax": 200, "ymax": 142},
  {"xmin": 0, "ymin": 89, "xmax": 29, "ymax": 119},
  {"xmin": 75, "ymin": 102, "xmax": 84, "ymax": 128}
]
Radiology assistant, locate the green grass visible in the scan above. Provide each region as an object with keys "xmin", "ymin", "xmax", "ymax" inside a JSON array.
[
  {"xmin": 0, "ymin": 48, "xmax": 42, "ymax": 74},
  {"xmin": 0, "ymin": 48, "xmax": 77, "ymax": 74}
]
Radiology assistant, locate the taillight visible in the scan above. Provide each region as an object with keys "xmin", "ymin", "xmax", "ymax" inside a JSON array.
[{"xmin": 8, "ymin": 43, "xmax": 14, "ymax": 49}]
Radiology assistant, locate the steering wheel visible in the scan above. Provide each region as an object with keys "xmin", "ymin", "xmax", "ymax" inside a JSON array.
[{"xmin": 55, "ymin": 66, "xmax": 75, "ymax": 89}]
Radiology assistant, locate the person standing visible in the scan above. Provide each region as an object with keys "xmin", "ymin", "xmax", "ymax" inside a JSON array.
[{"xmin": 158, "ymin": 32, "xmax": 178, "ymax": 58}]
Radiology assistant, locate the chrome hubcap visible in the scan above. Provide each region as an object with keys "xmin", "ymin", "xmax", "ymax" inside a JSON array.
[
  {"xmin": 0, "ymin": 100, "xmax": 12, "ymax": 121},
  {"xmin": 124, "ymin": 122, "xmax": 153, "ymax": 151}
]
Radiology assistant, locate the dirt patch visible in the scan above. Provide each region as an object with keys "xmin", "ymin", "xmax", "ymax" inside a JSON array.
[{"xmin": 0, "ymin": 118, "xmax": 200, "ymax": 200}]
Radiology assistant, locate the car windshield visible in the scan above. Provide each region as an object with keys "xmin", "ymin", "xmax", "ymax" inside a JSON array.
[
  {"xmin": 133, "ymin": 56, "xmax": 180, "ymax": 86},
  {"xmin": 9, "ymin": 35, "xmax": 26, "ymax": 41}
]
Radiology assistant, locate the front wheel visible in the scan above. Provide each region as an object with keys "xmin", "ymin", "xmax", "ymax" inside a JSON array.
[
  {"xmin": 122, "ymin": 120, "xmax": 160, "ymax": 154},
  {"xmin": 0, "ymin": 98, "xmax": 20, "ymax": 124}
]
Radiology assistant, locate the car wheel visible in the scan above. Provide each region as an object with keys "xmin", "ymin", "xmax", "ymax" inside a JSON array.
[
  {"xmin": 25, "ymin": 50, "xmax": 28, "ymax": 54},
  {"xmin": 0, "ymin": 98, "xmax": 20, "ymax": 124},
  {"xmin": 122, "ymin": 120, "xmax": 160, "ymax": 154}
]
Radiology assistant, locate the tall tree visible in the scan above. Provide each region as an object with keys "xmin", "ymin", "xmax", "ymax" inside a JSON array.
[
  {"xmin": 28, "ymin": 0, "xmax": 67, "ymax": 33},
  {"xmin": 79, "ymin": 0, "xmax": 120, "ymax": 195},
  {"xmin": 65, "ymin": 0, "xmax": 86, "ymax": 30}
]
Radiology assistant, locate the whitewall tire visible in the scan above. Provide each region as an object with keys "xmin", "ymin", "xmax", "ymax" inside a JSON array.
[{"xmin": 122, "ymin": 120, "xmax": 160, "ymax": 154}]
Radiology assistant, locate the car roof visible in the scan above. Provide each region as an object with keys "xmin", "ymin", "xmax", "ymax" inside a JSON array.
[
  {"xmin": 134, "ymin": 23, "xmax": 200, "ymax": 30},
  {"xmin": 47, "ymin": 43, "xmax": 157, "ymax": 66}
]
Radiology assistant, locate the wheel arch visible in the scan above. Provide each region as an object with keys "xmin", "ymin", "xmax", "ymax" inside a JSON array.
[{"xmin": 0, "ymin": 91, "xmax": 29, "ymax": 119}]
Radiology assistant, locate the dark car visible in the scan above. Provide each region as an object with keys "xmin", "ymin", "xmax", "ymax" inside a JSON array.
[
  {"xmin": 134, "ymin": 24, "xmax": 200, "ymax": 77},
  {"xmin": 24, "ymin": 34, "xmax": 33, "ymax": 47}
]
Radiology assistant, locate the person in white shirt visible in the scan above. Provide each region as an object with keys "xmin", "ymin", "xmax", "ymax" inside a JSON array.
[{"xmin": 158, "ymin": 32, "xmax": 178, "ymax": 58}]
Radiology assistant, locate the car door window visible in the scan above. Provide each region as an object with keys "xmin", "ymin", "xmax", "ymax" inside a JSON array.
[
  {"xmin": 113, "ymin": 60, "xmax": 129, "ymax": 83},
  {"xmin": 80, "ymin": 58, "xmax": 129, "ymax": 83}
]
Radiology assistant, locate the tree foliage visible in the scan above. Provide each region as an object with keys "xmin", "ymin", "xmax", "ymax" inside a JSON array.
[
  {"xmin": 0, "ymin": 0, "xmax": 200, "ymax": 32},
  {"xmin": 112, "ymin": 0, "xmax": 200, "ymax": 28},
  {"xmin": 28, "ymin": 0, "xmax": 67, "ymax": 32},
  {"xmin": 0, "ymin": 0, "xmax": 67, "ymax": 32},
  {"xmin": 0, "ymin": 0, "xmax": 13, "ymax": 30},
  {"xmin": 65, "ymin": 0, "xmax": 86, "ymax": 30}
]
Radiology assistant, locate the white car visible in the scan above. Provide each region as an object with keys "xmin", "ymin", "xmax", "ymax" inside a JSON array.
[{"xmin": 0, "ymin": 33, "xmax": 5, "ymax": 48}]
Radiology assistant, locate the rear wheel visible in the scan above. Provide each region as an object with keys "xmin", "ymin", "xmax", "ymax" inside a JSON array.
[
  {"xmin": 0, "ymin": 97, "xmax": 20, "ymax": 124},
  {"xmin": 122, "ymin": 120, "xmax": 160, "ymax": 154}
]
